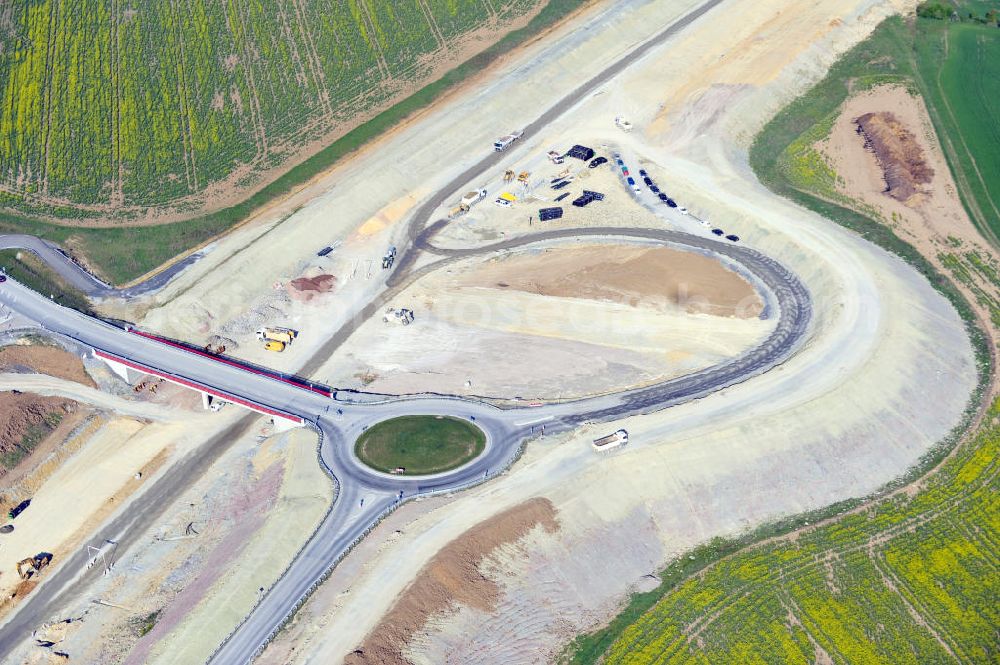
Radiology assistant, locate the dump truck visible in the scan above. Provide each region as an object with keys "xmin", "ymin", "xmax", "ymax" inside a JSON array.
[
  {"xmin": 517, "ymin": 171, "xmax": 530, "ymax": 184},
  {"xmin": 264, "ymin": 340, "xmax": 286, "ymax": 352},
  {"xmin": 461, "ymin": 188, "xmax": 487, "ymax": 207},
  {"xmin": 257, "ymin": 327, "xmax": 297, "ymax": 344},
  {"xmin": 16, "ymin": 552, "xmax": 52, "ymax": 580},
  {"xmin": 503, "ymin": 169, "xmax": 515, "ymax": 182},
  {"xmin": 592, "ymin": 429, "xmax": 629, "ymax": 451},
  {"xmin": 493, "ymin": 130, "xmax": 523, "ymax": 151},
  {"xmin": 449, "ymin": 204, "xmax": 470, "ymax": 218}
]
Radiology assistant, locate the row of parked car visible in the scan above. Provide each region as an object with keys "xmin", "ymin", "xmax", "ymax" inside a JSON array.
[{"xmin": 616, "ymin": 155, "xmax": 740, "ymax": 243}]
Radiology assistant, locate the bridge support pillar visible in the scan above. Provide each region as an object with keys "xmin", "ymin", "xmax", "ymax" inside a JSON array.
[
  {"xmin": 202, "ymin": 392, "xmax": 211, "ymax": 410},
  {"xmin": 101, "ymin": 354, "xmax": 136, "ymax": 384}
]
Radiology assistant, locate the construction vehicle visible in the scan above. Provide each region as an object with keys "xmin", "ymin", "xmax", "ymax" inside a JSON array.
[
  {"xmin": 493, "ymin": 130, "xmax": 523, "ymax": 151},
  {"xmin": 517, "ymin": 171, "xmax": 530, "ymax": 184},
  {"xmin": 449, "ymin": 204, "xmax": 471, "ymax": 218},
  {"xmin": 461, "ymin": 188, "xmax": 488, "ymax": 207},
  {"xmin": 382, "ymin": 246, "xmax": 397, "ymax": 270},
  {"xmin": 8, "ymin": 498, "xmax": 30, "ymax": 519},
  {"xmin": 264, "ymin": 340, "xmax": 286, "ymax": 352},
  {"xmin": 592, "ymin": 429, "xmax": 629, "ymax": 451},
  {"xmin": 615, "ymin": 115, "xmax": 633, "ymax": 132},
  {"xmin": 503, "ymin": 169, "xmax": 515, "ymax": 183},
  {"xmin": 547, "ymin": 150, "xmax": 564, "ymax": 164},
  {"xmin": 16, "ymin": 552, "xmax": 52, "ymax": 580},
  {"xmin": 383, "ymin": 307, "xmax": 414, "ymax": 326},
  {"xmin": 256, "ymin": 327, "xmax": 297, "ymax": 344},
  {"xmin": 204, "ymin": 342, "xmax": 226, "ymax": 355},
  {"xmin": 494, "ymin": 192, "xmax": 516, "ymax": 207}
]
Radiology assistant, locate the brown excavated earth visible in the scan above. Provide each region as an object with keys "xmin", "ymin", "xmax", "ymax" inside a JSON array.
[
  {"xmin": 0, "ymin": 393, "xmax": 76, "ymax": 468},
  {"xmin": 345, "ymin": 498, "xmax": 559, "ymax": 665},
  {"xmin": 0, "ymin": 345, "xmax": 95, "ymax": 388},
  {"xmin": 460, "ymin": 244, "xmax": 763, "ymax": 318},
  {"xmin": 854, "ymin": 111, "xmax": 934, "ymax": 203}
]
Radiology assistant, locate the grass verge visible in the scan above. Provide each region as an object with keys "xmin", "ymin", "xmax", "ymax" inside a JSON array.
[
  {"xmin": 0, "ymin": 250, "xmax": 93, "ymax": 314},
  {"xmin": 354, "ymin": 416, "xmax": 486, "ymax": 476}
]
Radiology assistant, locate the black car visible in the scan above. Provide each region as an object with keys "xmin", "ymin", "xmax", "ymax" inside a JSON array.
[
  {"xmin": 658, "ymin": 193, "xmax": 669, "ymax": 201},
  {"xmin": 0, "ymin": 274, "xmax": 6, "ymax": 283},
  {"xmin": 639, "ymin": 169, "xmax": 648, "ymax": 177},
  {"xmin": 650, "ymin": 185, "xmax": 660, "ymax": 193},
  {"xmin": 666, "ymin": 198, "xmax": 678, "ymax": 208},
  {"xmin": 642, "ymin": 177, "xmax": 653, "ymax": 186},
  {"xmin": 8, "ymin": 499, "xmax": 30, "ymax": 520},
  {"xmin": 726, "ymin": 234, "xmax": 740, "ymax": 242},
  {"xmin": 588, "ymin": 156, "xmax": 608, "ymax": 168},
  {"xmin": 712, "ymin": 228, "xmax": 725, "ymax": 236}
]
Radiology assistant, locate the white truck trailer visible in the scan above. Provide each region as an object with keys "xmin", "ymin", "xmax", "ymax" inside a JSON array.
[
  {"xmin": 493, "ymin": 130, "xmax": 523, "ymax": 151},
  {"xmin": 592, "ymin": 429, "xmax": 629, "ymax": 451}
]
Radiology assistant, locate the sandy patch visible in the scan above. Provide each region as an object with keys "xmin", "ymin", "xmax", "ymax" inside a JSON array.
[
  {"xmin": 0, "ymin": 418, "xmax": 173, "ymax": 612},
  {"xmin": 345, "ymin": 498, "xmax": 558, "ymax": 665},
  {"xmin": 458, "ymin": 244, "xmax": 762, "ymax": 318}
]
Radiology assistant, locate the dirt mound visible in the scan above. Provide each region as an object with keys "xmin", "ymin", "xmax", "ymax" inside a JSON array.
[
  {"xmin": 0, "ymin": 345, "xmax": 95, "ymax": 387},
  {"xmin": 288, "ymin": 274, "xmax": 336, "ymax": 303},
  {"xmin": 460, "ymin": 245, "xmax": 763, "ymax": 318},
  {"xmin": 855, "ymin": 111, "xmax": 934, "ymax": 202},
  {"xmin": 346, "ymin": 498, "xmax": 559, "ymax": 665},
  {"xmin": 0, "ymin": 392, "xmax": 76, "ymax": 471}
]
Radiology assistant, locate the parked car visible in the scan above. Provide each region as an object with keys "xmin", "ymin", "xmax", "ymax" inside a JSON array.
[
  {"xmin": 658, "ymin": 193, "xmax": 669, "ymax": 201},
  {"xmin": 650, "ymin": 185, "xmax": 660, "ymax": 193},
  {"xmin": 0, "ymin": 275, "xmax": 6, "ymax": 283},
  {"xmin": 589, "ymin": 156, "xmax": 608, "ymax": 168},
  {"xmin": 712, "ymin": 228, "xmax": 725, "ymax": 236},
  {"xmin": 726, "ymin": 234, "xmax": 740, "ymax": 242},
  {"xmin": 639, "ymin": 169, "xmax": 648, "ymax": 177},
  {"xmin": 666, "ymin": 198, "xmax": 678, "ymax": 208},
  {"xmin": 627, "ymin": 177, "xmax": 636, "ymax": 186}
]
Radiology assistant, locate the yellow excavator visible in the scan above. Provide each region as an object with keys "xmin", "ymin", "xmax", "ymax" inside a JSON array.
[{"xmin": 16, "ymin": 552, "xmax": 52, "ymax": 580}]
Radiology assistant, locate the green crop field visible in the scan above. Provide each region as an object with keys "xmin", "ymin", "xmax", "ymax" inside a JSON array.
[
  {"xmin": 355, "ymin": 415, "xmax": 485, "ymax": 475},
  {"xmin": 914, "ymin": 20, "xmax": 1000, "ymax": 245},
  {"xmin": 0, "ymin": 0, "xmax": 588, "ymax": 285},
  {"xmin": 0, "ymin": 0, "xmax": 538, "ymax": 214}
]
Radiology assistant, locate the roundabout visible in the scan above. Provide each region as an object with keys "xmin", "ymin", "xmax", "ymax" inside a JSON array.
[{"xmin": 354, "ymin": 415, "xmax": 487, "ymax": 476}]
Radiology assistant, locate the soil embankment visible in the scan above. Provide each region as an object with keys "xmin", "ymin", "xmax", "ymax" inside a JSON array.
[
  {"xmin": 346, "ymin": 498, "xmax": 559, "ymax": 665},
  {"xmin": 854, "ymin": 111, "xmax": 933, "ymax": 202}
]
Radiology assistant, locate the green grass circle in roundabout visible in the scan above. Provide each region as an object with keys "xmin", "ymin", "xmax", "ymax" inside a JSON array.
[{"xmin": 354, "ymin": 415, "xmax": 487, "ymax": 476}]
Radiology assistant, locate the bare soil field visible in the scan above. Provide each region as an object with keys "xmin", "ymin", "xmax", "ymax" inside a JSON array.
[
  {"xmin": 346, "ymin": 498, "xmax": 558, "ymax": 665},
  {"xmin": 320, "ymin": 240, "xmax": 771, "ymax": 399},
  {"xmin": 0, "ymin": 393, "xmax": 77, "ymax": 473},
  {"xmin": 0, "ymin": 344, "xmax": 94, "ymax": 387},
  {"xmin": 458, "ymin": 244, "xmax": 762, "ymax": 318}
]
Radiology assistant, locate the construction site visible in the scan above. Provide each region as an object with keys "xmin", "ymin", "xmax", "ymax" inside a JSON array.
[{"xmin": 0, "ymin": 0, "xmax": 993, "ymax": 663}]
